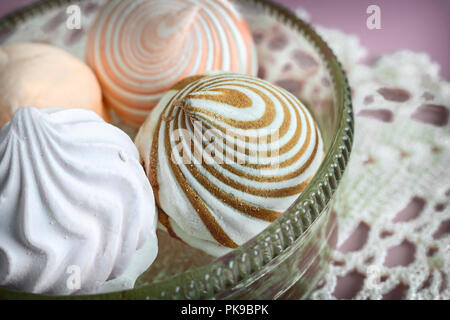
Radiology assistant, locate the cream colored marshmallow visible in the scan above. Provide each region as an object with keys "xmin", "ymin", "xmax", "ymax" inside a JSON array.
[{"xmin": 0, "ymin": 42, "xmax": 107, "ymax": 128}]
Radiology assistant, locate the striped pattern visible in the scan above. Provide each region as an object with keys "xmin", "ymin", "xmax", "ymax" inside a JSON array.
[
  {"xmin": 86, "ymin": 0, "xmax": 257, "ymax": 127},
  {"xmin": 136, "ymin": 73, "xmax": 324, "ymax": 256}
]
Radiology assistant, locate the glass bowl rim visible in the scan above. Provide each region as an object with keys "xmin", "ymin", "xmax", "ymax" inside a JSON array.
[{"xmin": 0, "ymin": 0, "xmax": 354, "ymax": 300}]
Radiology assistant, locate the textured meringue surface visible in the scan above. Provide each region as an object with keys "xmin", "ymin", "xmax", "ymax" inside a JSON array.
[
  {"xmin": 0, "ymin": 42, "xmax": 107, "ymax": 129},
  {"xmin": 86, "ymin": 0, "xmax": 258, "ymax": 127},
  {"xmin": 135, "ymin": 73, "xmax": 324, "ymax": 256},
  {"xmin": 0, "ymin": 107, "xmax": 157, "ymax": 295}
]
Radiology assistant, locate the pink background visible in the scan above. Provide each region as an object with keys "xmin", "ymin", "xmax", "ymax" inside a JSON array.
[
  {"xmin": 277, "ymin": 0, "xmax": 450, "ymax": 80},
  {"xmin": 0, "ymin": 0, "xmax": 448, "ymax": 80}
]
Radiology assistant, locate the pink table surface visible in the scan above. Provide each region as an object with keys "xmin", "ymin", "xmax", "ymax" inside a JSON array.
[{"xmin": 0, "ymin": 0, "xmax": 448, "ymax": 80}]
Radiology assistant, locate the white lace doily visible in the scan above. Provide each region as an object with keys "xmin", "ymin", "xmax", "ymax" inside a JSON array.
[
  {"xmin": 245, "ymin": 6, "xmax": 449, "ymax": 299},
  {"xmin": 307, "ymin": 14, "xmax": 450, "ymax": 300}
]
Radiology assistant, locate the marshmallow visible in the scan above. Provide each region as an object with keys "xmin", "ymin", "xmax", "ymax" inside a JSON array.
[
  {"xmin": 0, "ymin": 107, "xmax": 158, "ymax": 295},
  {"xmin": 86, "ymin": 0, "xmax": 258, "ymax": 127},
  {"xmin": 135, "ymin": 73, "xmax": 323, "ymax": 256},
  {"xmin": 0, "ymin": 43, "xmax": 107, "ymax": 129}
]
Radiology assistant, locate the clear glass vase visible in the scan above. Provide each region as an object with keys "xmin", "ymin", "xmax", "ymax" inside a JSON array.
[{"xmin": 0, "ymin": 0, "xmax": 353, "ymax": 300}]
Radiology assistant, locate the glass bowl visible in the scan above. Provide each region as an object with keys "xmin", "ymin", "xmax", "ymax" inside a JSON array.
[{"xmin": 0, "ymin": 0, "xmax": 353, "ymax": 300}]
